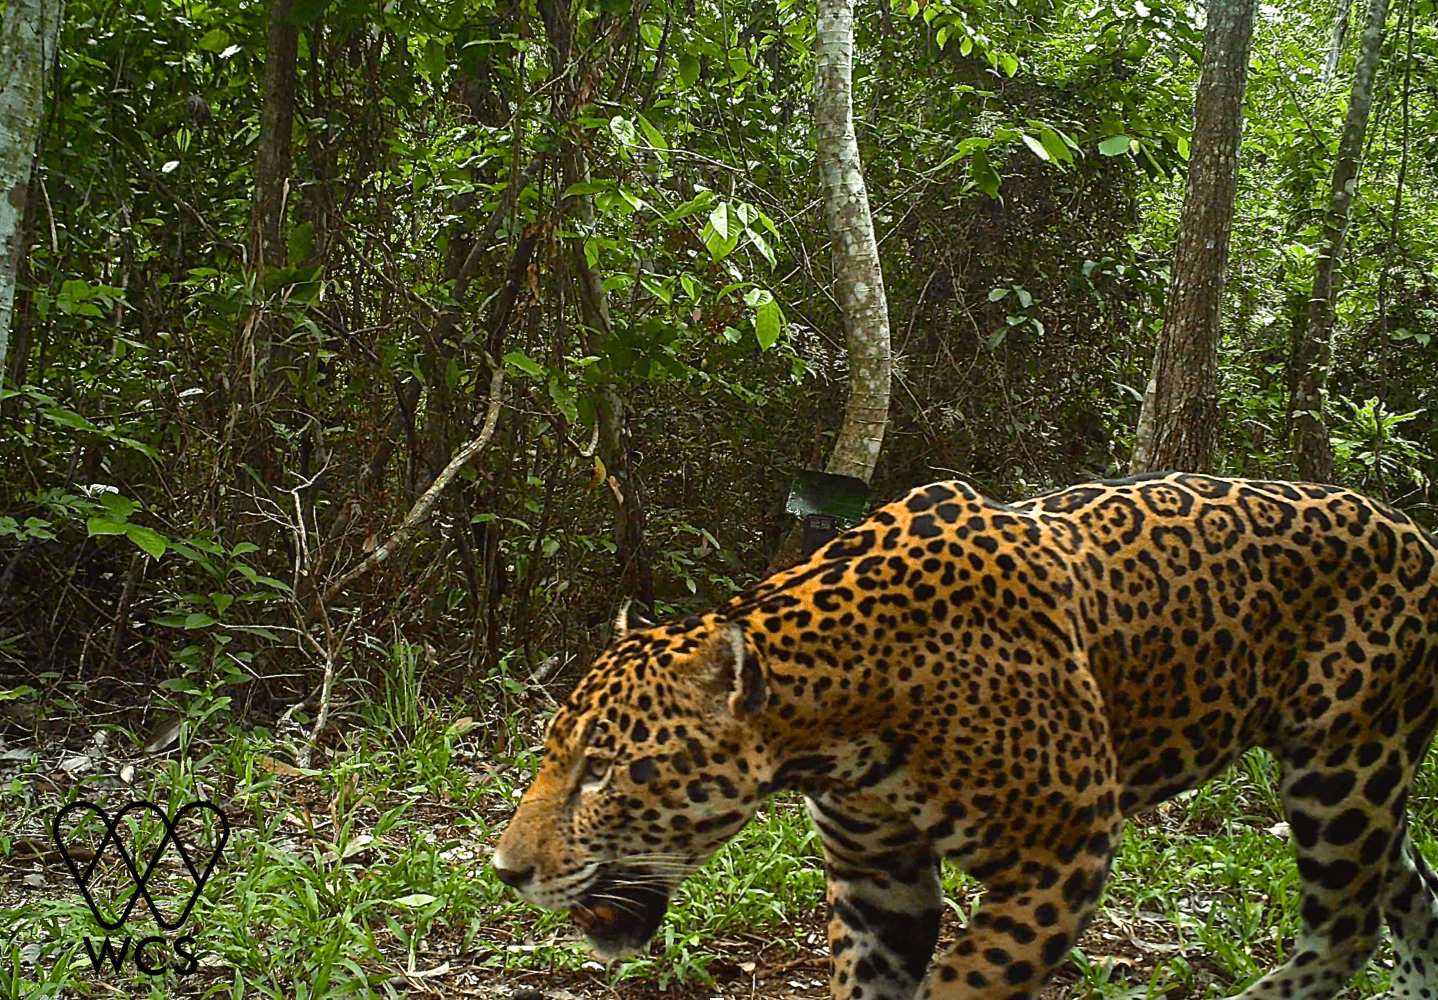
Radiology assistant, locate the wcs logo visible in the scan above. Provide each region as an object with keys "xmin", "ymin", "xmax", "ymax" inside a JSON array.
[{"xmin": 52, "ymin": 800, "xmax": 230, "ymax": 976}]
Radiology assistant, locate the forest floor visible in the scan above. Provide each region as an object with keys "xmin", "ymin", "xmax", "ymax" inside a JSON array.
[{"xmin": 0, "ymin": 676, "xmax": 1414, "ymax": 999}]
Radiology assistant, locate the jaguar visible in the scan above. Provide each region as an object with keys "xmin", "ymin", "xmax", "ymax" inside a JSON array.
[{"xmin": 494, "ymin": 472, "xmax": 1438, "ymax": 1000}]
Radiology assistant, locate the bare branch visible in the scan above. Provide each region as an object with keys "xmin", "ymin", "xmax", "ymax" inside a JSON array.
[{"xmin": 323, "ymin": 366, "xmax": 505, "ymax": 605}]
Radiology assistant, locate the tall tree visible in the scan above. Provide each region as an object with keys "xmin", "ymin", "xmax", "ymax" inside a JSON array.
[
  {"xmin": 0, "ymin": 0, "xmax": 64, "ymax": 381},
  {"xmin": 814, "ymin": 0, "xmax": 891, "ymax": 482},
  {"xmin": 1291, "ymin": 0, "xmax": 1390, "ymax": 483},
  {"xmin": 1129, "ymin": 0, "xmax": 1256, "ymax": 474}
]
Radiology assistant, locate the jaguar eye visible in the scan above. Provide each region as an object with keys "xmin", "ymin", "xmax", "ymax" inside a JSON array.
[{"xmin": 581, "ymin": 756, "xmax": 611, "ymax": 786}]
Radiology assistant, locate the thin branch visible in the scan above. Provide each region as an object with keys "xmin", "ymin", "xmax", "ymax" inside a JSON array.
[
  {"xmin": 128, "ymin": 154, "xmax": 247, "ymax": 257},
  {"xmin": 323, "ymin": 366, "xmax": 505, "ymax": 605}
]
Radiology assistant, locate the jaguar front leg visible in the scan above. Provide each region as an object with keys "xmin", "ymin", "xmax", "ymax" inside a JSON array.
[
  {"xmin": 807, "ymin": 795, "xmax": 944, "ymax": 1000},
  {"xmin": 920, "ymin": 796, "xmax": 1125, "ymax": 1000}
]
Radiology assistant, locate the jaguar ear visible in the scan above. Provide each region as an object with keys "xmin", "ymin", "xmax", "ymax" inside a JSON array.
[
  {"xmin": 705, "ymin": 622, "xmax": 767, "ymax": 718},
  {"xmin": 614, "ymin": 599, "xmax": 658, "ymax": 640}
]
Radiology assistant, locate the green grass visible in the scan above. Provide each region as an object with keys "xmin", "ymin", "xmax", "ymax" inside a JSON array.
[{"xmin": 4, "ymin": 648, "xmax": 1438, "ymax": 998}]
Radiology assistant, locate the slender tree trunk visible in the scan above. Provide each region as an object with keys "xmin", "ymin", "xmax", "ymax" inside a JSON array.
[
  {"xmin": 1129, "ymin": 0, "xmax": 1255, "ymax": 475},
  {"xmin": 0, "ymin": 0, "xmax": 63, "ymax": 381},
  {"xmin": 766, "ymin": 0, "xmax": 891, "ymax": 573},
  {"xmin": 1292, "ymin": 0, "xmax": 1389, "ymax": 483},
  {"xmin": 252, "ymin": 0, "xmax": 298, "ymax": 281},
  {"xmin": 538, "ymin": 0, "xmax": 653, "ymax": 607},
  {"xmin": 813, "ymin": 0, "xmax": 891, "ymax": 484},
  {"xmin": 1375, "ymin": 0, "xmax": 1413, "ymax": 345},
  {"xmin": 232, "ymin": 0, "xmax": 298, "ymax": 487},
  {"xmin": 1323, "ymin": 0, "xmax": 1353, "ymax": 85}
]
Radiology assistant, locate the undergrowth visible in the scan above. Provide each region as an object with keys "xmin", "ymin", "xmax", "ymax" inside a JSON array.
[{"xmin": 0, "ymin": 643, "xmax": 1433, "ymax": 998}]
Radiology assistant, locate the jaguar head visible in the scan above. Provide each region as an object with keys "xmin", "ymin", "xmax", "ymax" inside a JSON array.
[{"xmin": 492, "ymin": 607, "xmax": 772, "ymax": 958}]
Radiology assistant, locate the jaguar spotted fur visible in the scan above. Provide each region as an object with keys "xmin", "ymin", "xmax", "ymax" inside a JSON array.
[{"xmin": 494, "ymin": 473, "xmax": 1438, "ymax": 1000}]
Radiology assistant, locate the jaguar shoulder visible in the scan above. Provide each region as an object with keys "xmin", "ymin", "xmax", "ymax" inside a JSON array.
[{"xmin": 495, "ymin": 472, "xmax": 1438, "ymax": 1000}]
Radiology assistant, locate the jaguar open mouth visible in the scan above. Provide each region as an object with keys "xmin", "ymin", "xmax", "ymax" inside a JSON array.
[{"xmin": 569, "ymin": 869, "xmax": 670, "ymax": 959}]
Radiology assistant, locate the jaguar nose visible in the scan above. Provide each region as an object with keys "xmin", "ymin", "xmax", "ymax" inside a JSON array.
[{"xmin": 493, "ymin": 863, "xmax": 535, "ymax": 889}]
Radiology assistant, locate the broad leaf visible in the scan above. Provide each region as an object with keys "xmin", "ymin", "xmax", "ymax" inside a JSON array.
[{"xmin": 1098, "ymin": 135, "xmax": 1133, "ymax": 156}]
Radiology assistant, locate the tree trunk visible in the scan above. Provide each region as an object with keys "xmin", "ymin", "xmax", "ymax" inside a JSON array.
[
  {"xmin": 766, "ymin": 0, "xmax": 891, "ymax": 573},
  {"xmin": 1291, "ymin": 0, "xmax": 1389, "ymax": 484},
  {"xmin": 1128, "ymin": 0, "xmax": 1255, "ymax": 475},
  {"xmin": 252, "ymin": 0, "xmax": 298, "ymax": 281},
  {"xmin": 814, "ymin": 0, "xmax": 891, "ymax": 484},
  {"xmin": 0, "ymin": 0, "xmax": 63, "ymax": 380},
  {"xmin": 1323, "ymin": 0, "xmax": 1353, "ymax": 85},
  {"xmin": 538, "ymin": 0, "xmax": 653, "ymax": 607},
  {"xmin": 233, "ymin": 0, "xmax": 298, "ymax": 485}
]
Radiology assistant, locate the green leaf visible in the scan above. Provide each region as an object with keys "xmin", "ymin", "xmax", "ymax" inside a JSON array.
[
  {"xmin": 43, "ymin": 407, "xmax": 98, "ymax": 432},
  {"xmin": 197, "ymin": 29, "xmax": 231, "ymax": 52},
  {"xmin": 637, "ymin": 115, "xmax": 668, "ymax": 151},
  {"xmin": 661, "ymin": 191, "xmax": 715, "ymax": 222},
  {"xmin": 619, "ymin": 188, "xmax": 648, "ymax": 213},
  {"xmin": 702, "ymin": 217, "xmax": 739, "ymax": 261},
  {"xmin": 708, "ymin": 203, "xmax": 730, "ymax": 241},
  {"xmin": 420, "ymin": 37, "xmax": 446, "ymax": 83},
  {"xmin": 100, "ymin": 492, "xmax": 138, "ymax": 521},
  {"xmin": 1022, "ymin": 134, "xmax": 1050, "ymax": 162},
  {"xmin": 1039, "ymin": 128, "xmax": 1073, "ymax": 164},
  {"xmin": 563, "ymin": 179, "xmax": 615, "ymax": 198},
  {"xmin": 999, "ymin": 52, "xmax": 1019, "ymax": 76},
  {"xmin": 988, "ymin": 288, "xmax": 1009, "ymax": 301},
  {"xmin": 287, "ymin": 222, "xmax": 315, "ymax": 267},
  {"xmin": 504, "ymin": 352, "xmax": 546, "ymax": 377},
  {"xmin": 549, "ymin": 378, "xmax": 579, "ymax": 424},
  {"xmin": 125, "ymin": 524, "xmax": 168, "ymax": 559},
  {"xmin": 183, "ymin": 613, "xmax": 217, "ymax": 629},
  {"xmin": 393, "ymin": 893, "xmax": 438, "ymax": 908},
  {"xmin": 1098, "ymin": 135, "xmax": 1133, "ymax": 156},
  {"xmin": 608, "ymin": 115, "xmax": 638, "ymax": 146},
  {"xmin": 87, "ymin": 517, "xmax": 128, "ymax": 537},
  {"xmin": 677, "ymin": 54, "xmax": 700, "ymax": 89},
  {"xmin": 754, "ymin": 298, "xmax": 782, "ymax": 350},
  {"xmin": 937, "ymin": 135, "xmax": 992, "ymax": 169},
  {"xmin": 971, "ymin": 148, "xmax": 1001, "ymax": 199}
]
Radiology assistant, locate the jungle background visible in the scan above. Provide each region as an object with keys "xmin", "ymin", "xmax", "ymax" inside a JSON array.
[{"xmin": 0, "ymin": 0, "xmax": 1436, "ymax": 995}]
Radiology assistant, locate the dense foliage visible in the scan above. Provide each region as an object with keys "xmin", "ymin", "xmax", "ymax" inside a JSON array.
[{"xmin": 1, "ymin": 0, "xmax": 1435, "ymax": 717}]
